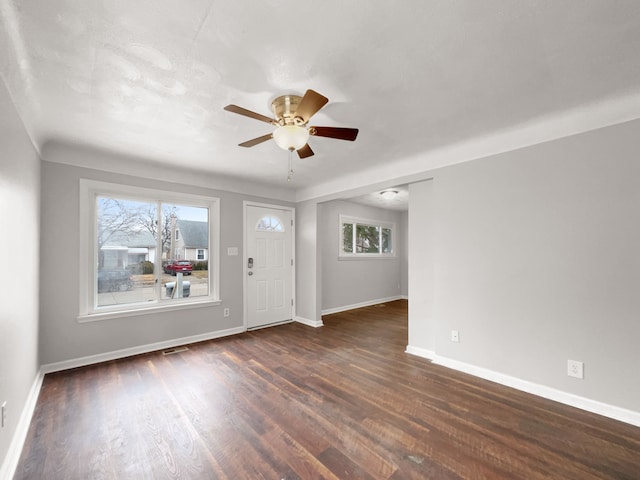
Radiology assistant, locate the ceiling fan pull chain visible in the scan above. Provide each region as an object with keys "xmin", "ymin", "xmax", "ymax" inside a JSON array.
[{"xmin": 287, "ymin": 149, "xmax": 294, "ymax": 182}]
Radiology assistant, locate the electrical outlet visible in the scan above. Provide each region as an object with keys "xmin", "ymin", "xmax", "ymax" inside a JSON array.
[
  {"xmin": 1, "ymin": 401, "xmax": 6, "ymax": 428},
  {"xmin": 223, "ymin": 308, "xmax": 230, "ymax": 317},
  {"xmin": 451, "ymin": 330, "xmax": 459, "ymax": 342},
  {"xmin": 567, "ymin": 359, "xmax": 584, "ymax": 379}
]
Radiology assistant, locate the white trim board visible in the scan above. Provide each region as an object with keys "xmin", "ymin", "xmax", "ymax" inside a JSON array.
[
  {"xmin": 294, "ymin": 316, "xmax": 324, "ymax": 328},
  {"xmin": 0, "ymin": 371, "xmax": 44, "ymax": 480},
  {"xmin": 321, "ymin": 296, "xmax": 405, "ymax": 316},
  {"xmin": 5, "ymin": 326, "xmax": 245, "ymax": 479},
  {"xmin": 242, "ymin": 201, "xmax": 296, "ymax": 331},
  {"xmin": 405, "ymin": 345, "xmax": 435, "ymax": 360},
  {"xmin": 246, "ymin": 319, "xmax": 294, "ymax": 332},
  {"xmin": 41, "ymin": 326, "xmax": 246, "ymax": 374},
  {"xmin": 406, "ymin": 346, "xmax": 640, "ymax": 428}
]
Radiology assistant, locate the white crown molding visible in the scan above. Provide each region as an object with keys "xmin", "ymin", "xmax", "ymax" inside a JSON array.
[
  {"xmin": 295, "ymin": 92, "xmax": 640, "ymax": 203},
  {"xmin": 41, "ymin": 140, "xmax": 296, "ymax": 203}
]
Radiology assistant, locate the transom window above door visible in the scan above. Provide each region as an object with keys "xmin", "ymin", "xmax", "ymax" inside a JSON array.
[{"xmin": 256, "ymin": 215, "xmax": 285, "ymax": 232}]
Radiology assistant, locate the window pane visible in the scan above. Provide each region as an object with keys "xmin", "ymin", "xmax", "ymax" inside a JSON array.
[
  {"xmin": 342, "ymin": 223, "xmax": 353, "ymax": 253},
  {"xmin": 257, "ymin": 215, "xmax": 284, "ymax": 232},
  {"xmin": 164, "ymin": 204, "xmax": 209, "ymax": 299},
  {"xmin": 382, "ymin": 227, "xmax": 392, "ymax": 253},
  {"xmin": 356, "ymin": 224, "xmax": 380, "ymax": 253},
  {"xmin": 96, "ymin": 196, "xmax": 157, "ymax": 307}
]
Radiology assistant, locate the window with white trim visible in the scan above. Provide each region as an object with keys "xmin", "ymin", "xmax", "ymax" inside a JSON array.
[
  {"xmin": 340, "ymin": 215, "xmax": 395, "ymax": 257},
  {"xmin": 79, "ymin": 180, "xmax": 220, "ymax": 319}
]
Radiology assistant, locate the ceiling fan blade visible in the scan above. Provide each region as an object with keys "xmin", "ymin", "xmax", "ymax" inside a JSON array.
[
  {"xmin": 310, "ymin": 126, "xmax": 359, "ymax": 141},
  {"xmin": 224, "ymin": 104, "xmax": 275, "ymax": 124},
  {"xmin": 297, "ymin": 143, "xmax": 314, "ymax": 159},
  {"xmin": 295, "ymin": 89, "xmax": 329, "ymax": 123},
  {"xmin": 238, "ymin": 133, "xmax": 273, "ymax": 147}
]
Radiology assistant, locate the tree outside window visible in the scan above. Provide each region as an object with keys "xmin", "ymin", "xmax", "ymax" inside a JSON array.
[
  {"xmin": 340, "ymin": 215, "xmax": 395, "ymax": 257},
  {"xmin": 80, "ymin": 180, "xmax": 220, "ymax": 318}
]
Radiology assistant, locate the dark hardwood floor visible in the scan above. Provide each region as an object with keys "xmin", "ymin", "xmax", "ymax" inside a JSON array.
[{"xmin": 14, "ymin": 300, "xmax": 640, "ymax": 479}]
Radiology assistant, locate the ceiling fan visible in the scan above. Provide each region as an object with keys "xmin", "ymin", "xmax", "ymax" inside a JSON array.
[{"xmin": 223, "ymin": 89, "xmax": 359, "ymax": 160}]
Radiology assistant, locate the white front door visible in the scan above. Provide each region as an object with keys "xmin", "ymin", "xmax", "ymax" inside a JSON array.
[{"xmin": 245, "ymin": 204, "xmax": 293, "ymax": 329}]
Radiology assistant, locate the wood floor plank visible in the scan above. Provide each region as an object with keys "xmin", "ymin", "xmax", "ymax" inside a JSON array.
[{"xmin": 13, "ymin": 300, "xmax": 640, "ymax": 479}]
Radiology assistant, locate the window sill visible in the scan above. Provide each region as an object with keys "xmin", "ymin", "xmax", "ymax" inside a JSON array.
[
  {"xmin": 338, "ymin": 255, "xmax": 397, "ymax": 261},
  {"xmin": 78, "ymin": 298, "xmax": 222, "ymax": 323}
]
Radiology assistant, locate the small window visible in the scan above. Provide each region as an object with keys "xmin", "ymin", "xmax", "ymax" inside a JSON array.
[
  {"xmin": 175, "ymin": 230, "xmax": 180, "ymax": 240},
  {"xmin": 340, "ymin": 215, "xmax": 395, "ymax": 257},
  {"xmin": 256, "ymin": 215, "xmax": 284, "ymax": 232},
  {"xmin": 197, "ymin": 249, "xmax": 205, "ymax": 260}
]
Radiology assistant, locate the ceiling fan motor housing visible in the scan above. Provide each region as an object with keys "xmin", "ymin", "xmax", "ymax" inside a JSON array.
[{"xmin": 272, "ymin": 95, "xmax": 304, "ymax": 126}]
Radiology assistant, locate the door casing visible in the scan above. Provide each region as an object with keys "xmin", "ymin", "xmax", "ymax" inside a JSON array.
[{"xmin": 243, "ymin": 201, "xmax": 295, "ymax": 330}]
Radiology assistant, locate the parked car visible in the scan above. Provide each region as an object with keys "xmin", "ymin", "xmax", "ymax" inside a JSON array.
[
  {"xmin": 163, "ymin": 260, "xmax": 193, "ymax": 275},
  {"xmin": 97, "ymin": 269, "xmax": 134, "ymax": 292}
]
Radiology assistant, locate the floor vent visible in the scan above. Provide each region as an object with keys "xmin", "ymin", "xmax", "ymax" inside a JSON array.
[{"xmin": 162, "ymin": 346, "xmax": 189, "ymax": 355}]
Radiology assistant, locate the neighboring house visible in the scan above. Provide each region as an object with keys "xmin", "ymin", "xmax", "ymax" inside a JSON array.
[
  {"xmin": 170, "ymin": 219, "xmax": 208, "ymax": 261},
  {"xmin": 100, "ymin": 230, "xmax": 157, "ymax": 269}
]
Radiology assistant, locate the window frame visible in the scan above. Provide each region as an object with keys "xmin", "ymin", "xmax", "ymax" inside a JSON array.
[
  {"xmin": 79, "ymin": 179, "xmax": 220, "ymax": 321},
  {"xmin": 339, "ymin": 214, "xmax": 396, "ymax": 259}
]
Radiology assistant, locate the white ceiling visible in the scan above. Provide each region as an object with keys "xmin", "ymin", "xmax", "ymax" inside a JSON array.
[
  {"xmin": 2, "ymin": 1, "xmax": 640, "ymax": 204},
  {"xmin": 348, "ymin": 186, "xmax": 410, "ymax": 212}
]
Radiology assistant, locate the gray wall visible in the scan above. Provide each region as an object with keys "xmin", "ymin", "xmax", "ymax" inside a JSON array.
[
  {"xmin": 408, "ymin": 180, "xmax": 435, "ymax": 353},
  {"xmin": 0, "ymin": 81, "xmax": 40, "ymax": 475},
  {"xmin": 400, "ymin": 211, "xmax": 409, "ymax": 297},
  {"xmin": 39, "ymin": 145, "xmax": 289, "ymax": 366},
  {"xmin": 294, "ymin": 200, "xmax": 321, "ymax": 324},
  {"xmin": 408, "ymin": 119, "xmax": 640, "ymax": 412},
  {"xmin": 320, "ymin": 200, "xmax": 405, "ymax": 312}
]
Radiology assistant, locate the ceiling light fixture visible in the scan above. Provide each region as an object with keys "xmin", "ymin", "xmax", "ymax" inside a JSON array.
[
  {"xmin": 380, "ymin": 190, "xmax": 398, "ymax": 200},
  {"xmin": 224, "ymin": 90, "xmax": 358, "ymax": 181},
  {"xmin": 272, "ymin": 125, "xmax": 310, "ymax": 151}
]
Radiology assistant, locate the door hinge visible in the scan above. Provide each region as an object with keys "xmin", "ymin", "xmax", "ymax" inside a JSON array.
[
  {"xmin": 291, "ymin": 299, "xmax": 294, "ymax": 306},
  {"xmin": 291, "ymin": 258, "xmax": 293, "ymax": 266},
  {"xmin": 291, "ymin": 219, "xmax": 293, "ymax": 226}
]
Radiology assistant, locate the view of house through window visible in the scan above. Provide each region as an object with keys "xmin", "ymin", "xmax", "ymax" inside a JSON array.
[
  {"xmin": 341, "ymin": 215, "xmax": 394, "ymax": 256},
  {"xmin": 95, "ymin": 195, "xmax": 210, "ymax": 309}
]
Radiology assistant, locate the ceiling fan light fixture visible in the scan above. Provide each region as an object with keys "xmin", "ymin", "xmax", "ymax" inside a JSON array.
[
  {"xmin": 273, "ymin": 125, "xmax": 309, "ymax": 151},
  {"xmin": 380, "ymin": 190, "xmax": 398, "ymax": 200}
]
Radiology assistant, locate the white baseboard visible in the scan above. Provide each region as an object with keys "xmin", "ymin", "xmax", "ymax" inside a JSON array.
[
  {"xmin": 41, "ymin": 326, "xmax": 246, "ymax": 374},
  {"xmin": 405, "ymin": 345, "xmax": 435, "ymax": 360},
  {"xmin": 321, "ymin": 295, "xmax": 405, "ymax": 316},
  {"xmin": 405, "ymin": 348, "xmax": 640, "ymax": 428},
  {"xmin": 0, "ymin": 370, "xmax": 44, "ymax": 480},
  {"xmin": 294, "ymin": 316, "xmax": 324, "ymax": 328}
]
